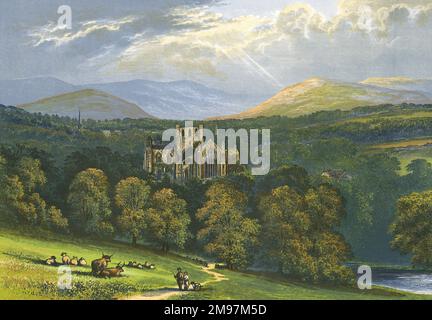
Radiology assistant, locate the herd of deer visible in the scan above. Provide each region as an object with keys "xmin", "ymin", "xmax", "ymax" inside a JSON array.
[
  {"xmin": 90, "ymin": 254, "xmax": 126, "ymax": 278},
  {"xmin": 45, "ymin": 252, "xmax": 204, "ymax": 291},
  {"xmin": 127, "ymin": 260, "xmax": 155, "ymax": 270},
  {"xmin": 45, "ymin": 252, "xmax": 87, "ymax": 267},
  {"xmin": 44, "ymin": 253, "xmax": 155, "ymax": 279}
]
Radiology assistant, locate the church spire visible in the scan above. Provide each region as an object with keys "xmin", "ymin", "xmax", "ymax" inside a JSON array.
[{"xmin": 78, "ymin": 107, "xmax": 81, "ymax": 130}]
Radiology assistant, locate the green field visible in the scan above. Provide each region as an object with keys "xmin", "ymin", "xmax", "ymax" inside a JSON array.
[
  {"xmin": 174, "ymin": 269, "xmax": 429, "ymax": 300},
  {"xmin": 0, "ymin": 228, "xmax": 429, "ymax": 300},
  {"xmin": 0, "ymin": 228, "xmax": 211, "ymax": 300},
  {"xmin": 343, "ymin": 111, "xmax": 432, "ymax": 124},
  {"xmin": 370, "ymin": 138, "xmax": 432, "ymax": 150},
  {"xmin": 261, "ymin": 82, "xmax": 368, "ymax": 118},
  {"xmin": 366, "ymin": 139, "xmax": 432, "ymax": 175}
]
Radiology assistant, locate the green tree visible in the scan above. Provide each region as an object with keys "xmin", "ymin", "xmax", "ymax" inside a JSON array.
[
  {"xmin": 145, "ymin": 188, "xmax": 189, "ymax": 253},
  {"xmin": 197, "ymin": 181, "xmax": 260, "ymax": 269},
  {"xmin": 402, "ymin": 159, "xmax": 432, "ymax": 193},
  {"xmin": 0, "ymin": 155, "xmax": 9, "ymax": 219},
  {"xmin": 46, "ymin": 206, "xmax": 68, "ymax": 231},
  {"xmin": 0, "ymin": 155, "xmax": 6, "ymax": 178},
  {"xmin": 390, "ymin": 190, "xmax": 432, "ymax": 267},
  {"xmin": 173, "ymin": 178, "xmax": 208, "ymax": 249},
  {"xmin": 0, "ymin": 158, "xmax": 68, "ymax": 230},
  {"xmin": 1, "ymin": 175, "xmax": 28, "ymax": 223},
  {"xmin": 259, "ymin": 185, "xmax": 352, "ymax": 282},
  {"xmin": 257, "ymin": 165, "xmax": 310, "ymax": 196},
  {"xmin": 115, "ymin": 177, "xmax": 151, "ymax": 245},
  {"xmin": 67, "ymin": 168, "xmax": 113, "ymax": 237},
  {"xmin": 16, "ymin": 157, "xmax": 46, "ymax": 193}
]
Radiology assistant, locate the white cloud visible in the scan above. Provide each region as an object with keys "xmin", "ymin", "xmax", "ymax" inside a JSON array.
[
  {"xmin": 30, "ymin": 16, "xmax": 137, "ymax": 47},
  {"xmin": 20, "ymin": 1, "xmax": 432, "ymax": 93},
  {"xmin": 104, "ymin": 1, "xmax": 430, "ymax": 93}
]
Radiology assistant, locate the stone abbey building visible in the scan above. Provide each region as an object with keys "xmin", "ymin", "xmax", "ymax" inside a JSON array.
[{"xmin": 144, "ymin": 125, "xmax": 234, "ymax": 182}]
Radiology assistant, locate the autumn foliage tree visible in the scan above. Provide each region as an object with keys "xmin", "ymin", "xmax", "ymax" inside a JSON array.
[
  {"xmin": 197, "ymin": 180, "xmax": 260, "ymax": 269},
  {"xmin": 259, "ymin": 185, "xmax": 352, "ymax": 282},
  {"xmin": 145, "ymin": 188, "xmax": 190, "ymax": 253},
  {"xmin": 115, "ymin": 177, "xmax": 151, "ymax": 245}
]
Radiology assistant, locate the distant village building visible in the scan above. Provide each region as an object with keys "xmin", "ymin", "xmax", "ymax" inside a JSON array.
[
  {"xmin": 144, "ymin": 124, "xmax": 236, "ymax": 182},
  {"xmin": 321, "ymin": 169, "xmax": 352, "ymax": 181}
]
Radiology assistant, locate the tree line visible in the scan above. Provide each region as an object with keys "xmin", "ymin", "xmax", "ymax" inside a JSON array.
[{"xmin": 0, "ymin": 150, "xmax": 353, "ymax": 283}]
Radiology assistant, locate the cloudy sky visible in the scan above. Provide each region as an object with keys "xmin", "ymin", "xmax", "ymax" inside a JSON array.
[{"xmin": 1, "ymin": 0, "xmax": 432, "ymax": 95}]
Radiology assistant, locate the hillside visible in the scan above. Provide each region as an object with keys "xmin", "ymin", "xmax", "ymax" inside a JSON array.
[
  {"xmin": 19, "ymin": 89, "xmax": 154, "ymax": 120},
  {"xmin": 361, "ymin": 77, "xmax": 432, "ymax": 97},
  {"xmin": 0, "ymin": 77, "xmax": 262, "ymax": 120},
  {"xmin": 215, "ymin": 78, "xmax": 432, "ymax": 119},
  {"xmin": 0, "ymin": 228, "xmax": 423, "ymax": 300}
]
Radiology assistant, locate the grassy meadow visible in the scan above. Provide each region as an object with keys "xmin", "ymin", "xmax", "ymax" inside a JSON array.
[
  {"xmin": 366, "ymin": 139, "xmax": 432, "ymax": 175},
  {"xmin": 0, "ymin": 228, "xmax": 211, "ymax": 300},
  {"xmin": 0, "ymin": 227, "xmax": 429, "ymax": 300}
]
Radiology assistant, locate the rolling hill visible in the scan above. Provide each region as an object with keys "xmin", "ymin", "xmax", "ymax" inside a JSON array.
[
  {"xmin": 0, "ymin": 77, "xmax": 263, "ymax": 120},
  {"xmin": 361, "ymin": 77, "xmax": 432, "ymax": 97},
  {"xmin": 19, "ymin": 89, "xmax": 154, "ymax": 120},
  {"xmin": 215, "ymin": 78, "xmax": 432, "ymax": 119}
]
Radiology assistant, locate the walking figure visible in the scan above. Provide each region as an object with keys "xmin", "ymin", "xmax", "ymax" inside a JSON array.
[
  {"xmin": 174, "ymin": 268, "xmax": 184, "ymax": 290},
  {"xmin": 183, "ymin": 271, "xmax": 190, "ymax": 291}
]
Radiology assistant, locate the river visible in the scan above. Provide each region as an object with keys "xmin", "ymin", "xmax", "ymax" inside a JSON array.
[{"xmin": 374, "ymin": 270, "xmax": 432, "ymax": 294}]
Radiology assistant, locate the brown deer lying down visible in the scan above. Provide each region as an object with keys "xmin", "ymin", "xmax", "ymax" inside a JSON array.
[
  {"xmin": 128, "ymin": 261, "xmax": 138, "ymax": 268},
  {"xmin": 61, "ymin": 252, "xmax": 70, "ymax": 265},
  {"xmin": 70, "ymin": 256, "xmax": 79, "ymax": 266},
  {"xmin": 128, "ymin": 261, "xmax": 155, "ymax": 270},
  {"xmin": 78, "ymin": 257, "xmax": 87, "ymax": 266},
  {"xmin": 99, "ymin": 262, "xmax": 125, "ymax": 278},
  {"xmin": 45, "ymin": 256, "xmax": 57, "ymax": 265},
  {"xmin": 91, "ymin": 253, "xmax": 112, "ymax": 276}
]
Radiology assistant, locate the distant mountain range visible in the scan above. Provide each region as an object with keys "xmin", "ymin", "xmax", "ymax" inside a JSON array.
[
  {"xmin": 0, "ymin": 77, "xmax": 262, "ymax": 120},
  {"xmin": 2, "ymin": 76, "xmax": 432, "ymax": 121},
  {"xmin": 215, "ymin": 77, "xmax": 432, "ymax": 119},
  {"xmin": 20, "ymin": 89, "xmax": 153, "ymax": 120},
  {"xmin": 87, "ymin": 79, "xmax": 260, "ymax": 120}
]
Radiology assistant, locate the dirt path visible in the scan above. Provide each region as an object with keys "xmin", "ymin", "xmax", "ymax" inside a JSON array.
[
  {"xmin": 123, "ymin": 264, "xmax": 227, "ymax": 300},
  {"xmin": 124, "ymin": 288, "xmax": 184, "ymax": 301},
  {"xmin": 202, "ymin": 264, "xmax": 228, "ymax": 285}
]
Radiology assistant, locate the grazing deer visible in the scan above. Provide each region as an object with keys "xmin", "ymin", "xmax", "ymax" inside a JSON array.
[
  {"xmin": 99, "ymin": 262, "xmax": 125, "ymax": 278},
  {"xmin": 70, "ymin": 256, "xmax": 79, "ymax": 266},
  {"xmin": 91, "ymin": 253, "xmax": 112, "ymax": 276},
  {"xmin": 45, "ymin": 256, "xmax": 57, "ymax": 266},
  {"xmin": 78, "ymin": 257, "xmax": 87, "ymax": 266},
  {"xmin": 61, "ymin": 252, "xmax": 70, "ymax": 265}
]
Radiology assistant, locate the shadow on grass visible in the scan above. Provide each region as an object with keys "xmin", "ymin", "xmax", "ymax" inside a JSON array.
[
  {"xmin": 2, "ymin": 251, "xmax": 96, "ymax": 275},
  {"xmin": 3, "ymin": 250, "xmax": 48, "ymax": 266}
]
